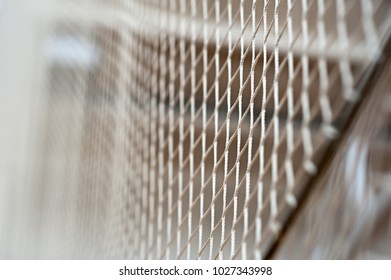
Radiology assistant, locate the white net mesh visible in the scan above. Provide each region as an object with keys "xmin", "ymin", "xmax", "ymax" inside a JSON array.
[{"xmin": 0, "ymin": 0, "xmax": 390, "ymax": 259}]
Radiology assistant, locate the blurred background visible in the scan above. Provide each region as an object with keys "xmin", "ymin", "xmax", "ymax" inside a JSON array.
[{"xmin": 0, "ymin": 0, "xmax": 390, "ymax": 259}]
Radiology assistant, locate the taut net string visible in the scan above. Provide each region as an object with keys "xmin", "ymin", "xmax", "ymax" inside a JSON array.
[{"xmin": 118, "ymin": 0, "xmax": 390, "ymax": 259}]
